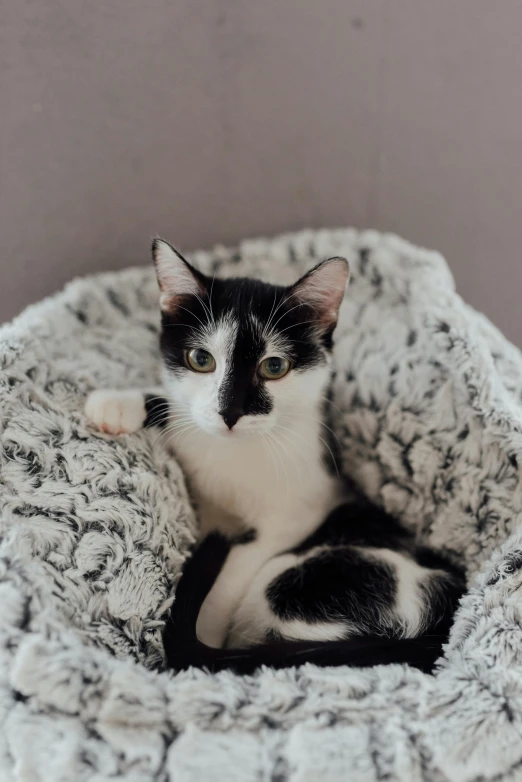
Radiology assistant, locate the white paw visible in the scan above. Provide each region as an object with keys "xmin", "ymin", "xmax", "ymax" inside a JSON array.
[{"xmin": 85, "ymin": 390, "xmax": 147, "ymax": 435}]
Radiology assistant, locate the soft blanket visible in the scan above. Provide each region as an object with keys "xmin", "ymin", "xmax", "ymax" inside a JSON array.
[{"xmin": 2, "ymin": 228, "xmax": 522, "ymax": 782}]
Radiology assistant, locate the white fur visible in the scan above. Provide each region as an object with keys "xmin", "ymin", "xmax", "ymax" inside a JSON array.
[
  {"xmin": 85, "ymin": 390, "xmax": 147, "ymax": 435},
  {"xmin": 351, "ymin": 547, "xmax": 431, "ymax": 637},
  {"xmin": 371, "ymin": 548, "xmax": 428, "ymax": 637}
]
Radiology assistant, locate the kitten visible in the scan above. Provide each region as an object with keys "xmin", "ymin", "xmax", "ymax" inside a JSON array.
[{"xmin": 85, "ymin": 239, "xmax": 464, "ymax": 669}]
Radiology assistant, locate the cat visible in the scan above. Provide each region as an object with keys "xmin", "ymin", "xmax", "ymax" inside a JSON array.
[{"xmin": 85, "ymin": 238, "xmax": 464, "ymax": 671}]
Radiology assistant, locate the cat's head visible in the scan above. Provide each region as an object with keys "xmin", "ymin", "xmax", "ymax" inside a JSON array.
[{"xmin": 153, "ymin": 239, "xmax": 349, "ymax": 439}]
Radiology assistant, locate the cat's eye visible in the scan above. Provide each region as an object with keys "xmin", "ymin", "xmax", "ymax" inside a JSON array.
[
  {"xmin": 186, "ymin": 348, "xmax": 216, "ymax": 373},
  {"xmin": 258, "ymin": 356, "xmax": 291, "ymax": 380}
]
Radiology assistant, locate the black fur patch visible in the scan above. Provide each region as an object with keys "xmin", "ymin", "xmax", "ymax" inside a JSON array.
[
  {"xmin": 267, "ymin": 546, "xmax": 397, "ymax": 632},
  {"xmin": 229, "ymin": 528, "xmax": 257, "ymax": 546},
  {"xmin": 292, "ymin": 500, "xmax": 414, "ymax": 554},
  {"xmin": 144, "ymin": 395, "xmax": 169, "ymax": 429},
  {"xmin": 217, "ymin": 313, "xmax": 274, "ymax": 418},
  {"xmin": 267, "ymin": 501, "xmax": 465, "ymax": 637}
]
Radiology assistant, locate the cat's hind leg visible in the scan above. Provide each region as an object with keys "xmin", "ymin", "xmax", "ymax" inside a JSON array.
[{"xmin": 227, "ymin": 551, "xmax": 348, "ymax": 648}]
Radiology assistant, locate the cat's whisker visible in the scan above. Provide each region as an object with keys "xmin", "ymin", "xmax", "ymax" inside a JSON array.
[
  {"xmin": 266, "ymin": 429, "xmax": 291, "ymax": 502},
  {"xmin": 279, "ymin": 393, "xmax": 341, "ymax": 428},
  {"xmin": 142, "ymin": 400, "xmax": 171, "ymax": 423},
  {"xmin": 267, "ymin": 302, "xmax": 308, "ymax": 337},
  {"xmin": 175, "ymin": 424, "xmax": 200, "ymax": 451},
  {"xmin": 316, "ymin": 435, "xmax": 340, "ymax": 477},
  {"xmin": 146, "ymin": 412, "xmax": 171, "ymax": 431},
  {"xmin": 281, "ymin": 409, "xmax": 342, "ymax": 447},
  {"xmin": 262, "ymin": 290, "xmax": 281, "ymax": 338},
  {"xmin": 273, "ymin": 424, "xmax": 316, "ymax": 484},
  {"xmin": 299, "ymin": 425, "xmax": 340, "ymax": 476},
  {"xmin": 208, "ymin": 274, "xmax": 217, "ymax": 328},
  {"xmin": 273, "ymin": 426, "xmax": 308, "ymax": 489},
  {"xmin": 320, "ymin": 394, "xmax": 343, "ymax": 415},
  {"xmin": 164, "ymin": 323, "xmax": 198, "ymax": 330},
  {"xmin": 174, "ymin": 304, "xmax": 207, "ymax": 330},
  {"xmin": 195, "ymin": 293, "xmax": 214, "ymax": 327},
  {"xmin": 264, "ymin": 286, "xmax": 310, "ymax": 332},
  {"xmin": 266, "ymin": 295, "xmax": 321, "ymax": 339},
  {"xmin": 275, "ymin": 418, "xmax": 339, "ymax": 477},
  {"xmin": 157, "ymin": 419, "xmax": 199, "ymax": 451},
  {"xmin": 276, "ymin": 320, "xmax": 317, "ymax": 336},
  {"xmin": 149, "ymin": 427, "xmax": 177, "ymax": 451},
  {"xmin": 149, "ymin": 416, "xmax": 196, "ymax": 449},
  {"xmin": 260, "ymin": 432, "xmax": 280, "ymax": 484}
]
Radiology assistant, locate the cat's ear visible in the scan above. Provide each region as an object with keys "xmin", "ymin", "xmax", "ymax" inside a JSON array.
[
  {"xmin": 152, "ymin": 238, "xmax": 208, "ymax": 312},
  {"xmin": 287, "ymin": 257, "xmax": 350, "ymax": 331}
]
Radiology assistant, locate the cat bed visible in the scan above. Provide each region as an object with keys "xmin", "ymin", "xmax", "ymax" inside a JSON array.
[{"xmin": 2, "ymin": 228, "xmax": 522, "ymax": 782}]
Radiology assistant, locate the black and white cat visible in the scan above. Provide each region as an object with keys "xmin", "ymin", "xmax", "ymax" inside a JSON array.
[{"xmin": 85, "ymin": 239, "xmax": 464, "ymax": 671}]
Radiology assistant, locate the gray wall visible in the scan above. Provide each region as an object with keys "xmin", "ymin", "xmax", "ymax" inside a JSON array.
[{"xmin": 2, "ymin": 1, "xmax": 522, "ymax": 344}]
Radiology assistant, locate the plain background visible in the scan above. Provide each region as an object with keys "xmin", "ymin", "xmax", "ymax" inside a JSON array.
[{"xmin": 2, "ymin": 1, "xmax": 522, "ymax": 344}]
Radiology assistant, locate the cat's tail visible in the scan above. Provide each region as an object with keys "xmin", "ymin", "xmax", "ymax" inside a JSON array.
[{"xmin": 163, "ymin": 534, "xmax": 452, "ymax": 675}]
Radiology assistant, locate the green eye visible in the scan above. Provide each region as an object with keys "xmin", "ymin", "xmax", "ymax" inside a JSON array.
[
  {"xmin": 258, "ymin": 356, "xmax": 291, "ymax": 380},
  {"xmin": 186, "ymin": 348, "xmax": 216, "ymax": 373}
]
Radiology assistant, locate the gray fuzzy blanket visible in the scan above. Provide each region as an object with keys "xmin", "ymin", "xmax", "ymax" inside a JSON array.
[{"xmin": 2, "ymin": 228, "xmax": 522, "ymax": 782}]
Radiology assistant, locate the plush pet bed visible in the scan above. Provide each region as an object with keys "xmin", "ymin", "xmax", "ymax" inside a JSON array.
[{"xmin": 2, "ymin": 228, "xmax": 522, "ymax": 782}]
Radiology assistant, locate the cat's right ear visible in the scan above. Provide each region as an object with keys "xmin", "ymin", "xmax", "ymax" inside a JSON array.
[{"xmin": 152, "ymin": 238, "xmax": 208, "ymax": 312}]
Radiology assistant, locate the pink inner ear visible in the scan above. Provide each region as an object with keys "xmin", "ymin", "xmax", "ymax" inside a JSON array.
[
  {"xmin": 153, "ymin": 239, "xmax": 206, "ymax": 311},
  {"xmin": 291, "ymin": 257, "xmax": 349, "ymax": 328}
]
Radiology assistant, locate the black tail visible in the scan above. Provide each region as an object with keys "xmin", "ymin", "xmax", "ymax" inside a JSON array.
[{"xmin": 163, "ymin": 534, "xmax": 449, "ymax": 675}]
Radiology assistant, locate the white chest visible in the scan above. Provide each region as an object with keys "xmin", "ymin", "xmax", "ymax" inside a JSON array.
[{"xmin": 173, "ymin": 423, "xmax": 342, "ymax": 532}]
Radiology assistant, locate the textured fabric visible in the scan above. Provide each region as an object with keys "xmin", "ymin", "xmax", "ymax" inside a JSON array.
[{"xmin": 2, "ymin": 228, "xmax": 522, "ymax": 781}]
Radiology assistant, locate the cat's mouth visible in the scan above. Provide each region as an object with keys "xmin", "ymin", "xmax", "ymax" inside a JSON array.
[{"xmin": 195, "ymin": 415, "xmax": 276, "ymax": 439}]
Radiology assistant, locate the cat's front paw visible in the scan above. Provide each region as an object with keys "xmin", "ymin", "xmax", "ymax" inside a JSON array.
[{"xmin": 85, "ymin": 390, "xmax": 147, "ymax": 435}]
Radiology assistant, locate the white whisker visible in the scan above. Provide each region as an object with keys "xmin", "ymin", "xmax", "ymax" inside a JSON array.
[
  {"xmin": 267, "ymin": 429, "xmax": 291, "ymax": 502},
  {"xmin": 273, "ymin": 424, "xmax": 315, "ymax": 484},
  {"xmin": 208, "ymin": 275, "xmax": 217, "ymax": 328},
  {"xmin": 174, "ymin": 304, "xmax": 206, "ymax": 329},
  {"xmin": 267, "ymin": 301, "xmax": 306, "ymax": 337},
  {"xmin": 195, "ymin": 293, "xmax": 214, "ymax": 326},
  {"xmin": 261, "ymin": 432, "xmax": 280, "ymax": 484},
  {"xmin": 262, "ymin": 290, "xmax": 284, "ymax": 338},
  {"xmin": 276, "ymin": 320, "xmax": 316, "ymax": 336},
  {"xmin": 273, "ymin": 426, "xmax": 307, "ymax": 490}
]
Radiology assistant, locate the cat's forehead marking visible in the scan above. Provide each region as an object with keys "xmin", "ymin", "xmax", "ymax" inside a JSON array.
[
  {"xmin": 201, "ymin": 300, "xmax": 301, "ymax": 362},
  {"xmin": 205, "ymin": 313, "xmax": 239, "ymax": 361},
  {"xmin": 247, "ymin": 313, "xmax": 264, "ymax": 335},
  {"xmin": 263, "ymin": 334, "xmax": 292, "ymax": 359}
]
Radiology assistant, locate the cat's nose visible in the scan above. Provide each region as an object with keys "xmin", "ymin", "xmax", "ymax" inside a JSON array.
[{"xmin": 219, "ymin": 407, "xmax": 243, "ymax": 430}]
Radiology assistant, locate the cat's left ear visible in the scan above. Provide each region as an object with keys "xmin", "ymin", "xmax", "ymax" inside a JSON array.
[
  {"xmin": 287, "ymin": 257, "xmax": 350, "ymax": 331},
  {"xmin": 152, "ymin": 238, "xmax": 208, "ymax": 312}
]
